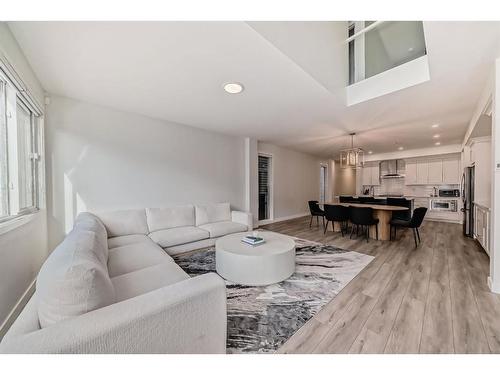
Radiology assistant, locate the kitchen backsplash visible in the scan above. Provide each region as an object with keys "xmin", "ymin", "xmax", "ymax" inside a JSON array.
[{"xmin": 363, "ymin": 178, "xmax": 459, "ymax": 197}]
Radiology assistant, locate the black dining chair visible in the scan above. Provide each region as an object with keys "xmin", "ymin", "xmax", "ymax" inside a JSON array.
[
  {"xmin": 323, "ymin": 204, "xmax": 350, "ymax": 236},
  {"xmin": 390, "ymin": 207, "xmax": 428, "ymax": 247},
  {"xmin": 308, "ymin": 200, "xmax": 325, "ymax": 228},
  {"xmin": 349, "ymin": 206, "xmax": 379, "ymax": 242}
]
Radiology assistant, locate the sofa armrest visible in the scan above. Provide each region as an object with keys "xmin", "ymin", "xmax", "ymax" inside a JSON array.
[
  {"xmin": 231, "ymin": 210, "xmax": 253, "ymax": 230},
  {"xmin": 0, "ymin": 273, "xmax": 227, "ymax": 354}
]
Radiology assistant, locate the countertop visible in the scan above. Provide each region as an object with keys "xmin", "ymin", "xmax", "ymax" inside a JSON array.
[
  {"xmin": 410, "ymin": 196, "xmax": 460, "ymax": 200},
  {"xmin": 321, "ymin": 201, "xmax": 409, "ymax": 211},
  {"xmin": 344, "ymin": 195, "xmax": 415, "ymax": 200}
]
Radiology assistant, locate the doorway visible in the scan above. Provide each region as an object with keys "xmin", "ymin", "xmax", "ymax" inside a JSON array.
[
  {"xmin": 258, "ymin": 154, "xmax": 272, "ymax": 221},
  {"xmin": 320, "ymin": 164, "xmax": 328, "ymax": 203}
]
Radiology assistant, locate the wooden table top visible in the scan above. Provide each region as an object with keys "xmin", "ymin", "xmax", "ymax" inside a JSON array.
[{"xmin": 320, "ymin": 202, "xmax": 409, "ymax": 211}]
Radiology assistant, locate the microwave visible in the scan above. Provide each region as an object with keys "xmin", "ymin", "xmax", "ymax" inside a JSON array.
[
  {"xmin": 431, "ymin": 199, "xmax": 458, "ymax": 212},
  {"xmin": 439, "ymin": 189, "xmax": 460, "ymax": 197}
]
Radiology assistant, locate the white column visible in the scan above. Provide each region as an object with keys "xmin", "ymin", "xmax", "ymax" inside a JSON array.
[
  {"xmin": 244, "ymin": 137, "xmax": 258, "ymax": 228},
  {"xmin": 490, "ymin": 58, "xmax": 500, "ymax": 293}
]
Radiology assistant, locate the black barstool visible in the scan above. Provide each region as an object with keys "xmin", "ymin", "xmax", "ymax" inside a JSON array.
[
  {"xmin": 323, "ymin": 204, "xmax": 350, "ymax": 236},
  {"xmin": 339, "ymin": 196, "xmax": 353, "ymax": 203},
  {"xmin": 390, "ymin": 207, "xmax": 428, "ymax": 247},
  {"xmin": 308, "ymin": 200, "xmax": 325, "ymax": 228},
  {"xmin": 387, "ymin": 197, "xmax": 412, "ymax": 221},
  {"xmin": 349, "ymin": 206, "xmax": 379, "ymax": 242}
]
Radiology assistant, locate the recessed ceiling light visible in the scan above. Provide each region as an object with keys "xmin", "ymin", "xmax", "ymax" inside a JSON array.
[
  {"xmin": 435, "ymin": 142, "xmax": 441, "ymax": 146},
  {"xmin": 368, "ymin": 151, "xmax": 373, "ymax": 154},
  {"xmin": 223, "ymin": 82, "xmax": 244, "ymax": 94},
  {"xmin": 431, "ymin": 124, "xmax": 439, "ymax": 128},
  {"xmin": 398, "ymin": 146, "xmax": 404, "ymax": 151},
  {"xmin": 408, "ymin": 47, "xmax": 414, "ymax": 52},
  {"xmin": 433, "ymin": 134, "xmax": 440, "ymax": 138}
]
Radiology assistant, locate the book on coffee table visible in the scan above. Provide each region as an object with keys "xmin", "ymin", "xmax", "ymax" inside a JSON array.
[{"xmin": 241, "ymin": 235, "xmax": 265, "ymax": 246}]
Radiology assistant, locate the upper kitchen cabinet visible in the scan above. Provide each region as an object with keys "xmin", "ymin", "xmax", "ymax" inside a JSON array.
[
  {"xmin": 405, "ymin": 161, "xmax": 417, "ymax": 184},
  {"xmin": 416, "ymin": 160, "xmax": 429, "ymax": 184},
  {"xmin": 405, "ymin": 154, "xmax": 461, "ymax": 185},
  {"xmin": 361, "ymin": 163, "xmax": 380, "ymax": 186},
  {"xmin": 468, "ymin": 137, "xmax": 491, "ymax": 205},
  {"xmin": 427, "ymin": 159, "xmax": 443, "ymax": 184},
  {"xmin": 371, "ymin": 163, "xmax": 380, "ymax": 185},
  {"xmin": 442, "ymin": 158, "xmax": 460, "ymax": 184}
]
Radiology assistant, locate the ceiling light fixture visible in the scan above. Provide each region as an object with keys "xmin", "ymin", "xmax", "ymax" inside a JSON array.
[
  {"xmin": 398, "ymin": 146, "xmax": 404, "ymax": 151},
  {"xmin": 223, "ymin": 82, "xmax": 244, "ymax": 94},
  {"xmin": 435, "ymin": 142, "xmax": 441, "ymax": 146},
  {"xmin": 340, "ymin": 133, "xmax": 364, "ymax": 169},
  {"xmin": 433, "ymin": 134, "xmax": 440, "ymax": 138},
  {"xmin": 368, "ymin": 151, "xmax": 373, "ymax": 154},
  {"xmin": 431, "ymin": 124, "xmax": 439, "ymax": 128}
]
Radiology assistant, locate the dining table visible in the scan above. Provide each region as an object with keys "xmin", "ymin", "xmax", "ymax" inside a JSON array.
[{"xmin": 319, "ymin": 201, "xmax": 409, "ymax": 241}]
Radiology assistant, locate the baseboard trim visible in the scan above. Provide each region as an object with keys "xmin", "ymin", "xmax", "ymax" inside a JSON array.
[
  {"xmin": 0, "ymin": 278, "xmax": 36, "ymax": 341},
  {"xmin": 258, "ymin": 212, "xmax": 309, "ymax": 226}
]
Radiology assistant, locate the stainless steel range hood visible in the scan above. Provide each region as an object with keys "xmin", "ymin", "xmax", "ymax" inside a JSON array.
[{"xmin": 380, "ymin": 159, "xmax": 406, "ymax": 179}]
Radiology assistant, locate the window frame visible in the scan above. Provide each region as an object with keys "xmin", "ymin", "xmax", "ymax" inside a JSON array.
[{"xmin": 0, "ymin": 63, "xmax": 43, "ymax": 224}]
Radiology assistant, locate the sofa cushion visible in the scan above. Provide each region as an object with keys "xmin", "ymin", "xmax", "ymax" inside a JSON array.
[
  {"xmin": 148, "ymin": 226, "xmax": 210, "ymax": 248},
  {"xmin": 198, "ymin": 221, "xmax": 248, "ymax": 238},
  {"xmin": 195, "ymin": 203, "xmax": 231, "ymax": 226},
  {"xmin": 146, "ymin": 205, "xmax": 195, "ymax": 232},
  {"xmin": 108, "ymin": 234, "xmax": 154, "ymax": 249},
  {"xmin": 36, "ymin": 229, "xmax": 115, "ymax": 328},
  {"xmin": 111, "ymin": 263, "xmax": 190, "ymax": 302},
  {"xmin": 97, "ymin": 209, "xmax": 149, "ymax": 237},
  {"xmin": 107, "ymin": 242, "xmax": 174, "ymax": 277},
  {"xmin": 74, "ymin": 212, "xmax": 109, "ymax": 262}
]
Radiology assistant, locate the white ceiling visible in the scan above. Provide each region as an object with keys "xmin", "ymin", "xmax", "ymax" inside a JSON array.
[{"xmin": 8, "ymin": 21, "xmax": 500, "ymax": 158}]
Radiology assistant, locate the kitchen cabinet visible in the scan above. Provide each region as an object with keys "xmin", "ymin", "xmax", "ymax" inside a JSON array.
[
  {"xmin": 405, "ymin": 161, "xmax": 417, "ymax": 185},
  {"xmin": 474, "ymin": 204, "xmax": 490, "ymax": 255},
  {"xmin": 371, "ymin": 164, "xmax": 380, "ymax": 185},
  {"xmin": 442, "ymin": 158, "xmax": 460, "ymax": 184},
  {"xmin": 362, "ymin": 166, "xmax": 371, "ymax": 186},
  {"xmin": 405, "ymin": 156, "xmax": 460, "ymax": 185},
  {"xmin": 427, "ymin": 160, "xmax": 443, "ymax": 184},
  {"xmin": 469, "ymin": 137, "xmax": 491, "ymax": 205},
  {"xmin": 361, "ymin": 164, "xmax": 380, "ymax": 186},
  {"xmin": 416, "ymin": 161, "xmax": 429, "ymax": 184}
]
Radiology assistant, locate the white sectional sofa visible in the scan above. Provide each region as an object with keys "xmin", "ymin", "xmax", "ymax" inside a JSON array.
[{"xmin": 0, "ymin": 203, "xmax": 252, "ymax": 353}]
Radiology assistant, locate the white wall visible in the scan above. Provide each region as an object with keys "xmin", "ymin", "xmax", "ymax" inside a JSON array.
[
  {"xmin": 257, "ymin": 142, "xmax": 320, "ymax": 221},
  {"xmin": 0, "ymin": 23, "xmax": 47, "ymax": 331},
  {"xmin": 333, "ymin": 161, "xmax": 357, "ymax": 196},
  {"xmin": 490, "ymin": 58, "xmax": 500, "ymax": 293},
  {"xmin": 46, "ymin": 96, "xmax": 246, "ymax": 249}
]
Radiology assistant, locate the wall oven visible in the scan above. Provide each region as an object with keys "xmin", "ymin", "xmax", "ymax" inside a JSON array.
[{"xmin": 431, "ymin": 199, "xmax": 458, "ymax": 212}]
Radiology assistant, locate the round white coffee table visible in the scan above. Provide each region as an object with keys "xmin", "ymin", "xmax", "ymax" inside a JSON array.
[{"xmin": 215, "ymin": 231, "xmax": 296, "ymax": 286}]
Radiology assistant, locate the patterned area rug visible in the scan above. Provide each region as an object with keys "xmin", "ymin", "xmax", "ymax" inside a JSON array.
[{"xmin": 173, "ymin": 234, "xmax": 373, "ymax": 354}]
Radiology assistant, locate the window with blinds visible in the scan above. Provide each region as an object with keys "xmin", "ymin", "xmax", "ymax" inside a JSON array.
[{"xmin": 0, "ymin": 67, "xmax": 42, "ymax": 222}]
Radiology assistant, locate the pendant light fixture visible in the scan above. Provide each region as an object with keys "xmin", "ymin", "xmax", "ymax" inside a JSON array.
[{"xmin": 340, "ymin": 133, "xmax": 364, "ymax": 169}]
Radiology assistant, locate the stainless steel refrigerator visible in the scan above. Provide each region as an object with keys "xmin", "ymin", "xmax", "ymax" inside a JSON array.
[{"xmin": 461, "ymin": 166, "xmax": 475, "ymax": 237}]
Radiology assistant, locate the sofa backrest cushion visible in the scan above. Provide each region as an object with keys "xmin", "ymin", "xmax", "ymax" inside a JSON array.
[
  {"xmin": 36, "ymin": 228, "xmax": 115, "ymax": 328},
  {"xmin": 74, "ymin": 212, "xmax": 109, "ymax": 263},
  {"xmin": 97, "ymin": 209, "xmax": 148, "ymax": 237},
  {"xmin": 146, "ymin": 205, "xmax": 195, "ymax": 232},
  {"xmin": 195, "ymin": 203, "xmax": 231, "ymax": 226}
]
